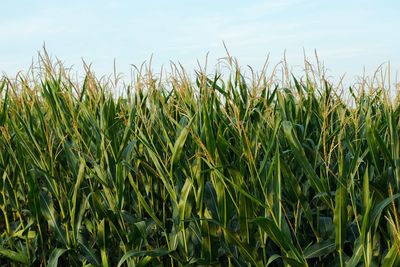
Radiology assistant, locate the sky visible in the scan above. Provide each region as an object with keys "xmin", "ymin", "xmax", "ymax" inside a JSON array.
[{"xmin": 0, "ymin": 0, "xmax": 399, "ymax": 86}]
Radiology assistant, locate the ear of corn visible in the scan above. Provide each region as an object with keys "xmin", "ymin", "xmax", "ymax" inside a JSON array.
[{"xmin": 0, "ymin": 54, "xmax": 399, "ymax": 266}]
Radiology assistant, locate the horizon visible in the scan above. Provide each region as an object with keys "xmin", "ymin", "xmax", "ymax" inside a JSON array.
[{"xmin": 1, "ymin": 0, "xmax": 399, "ymax": 87}]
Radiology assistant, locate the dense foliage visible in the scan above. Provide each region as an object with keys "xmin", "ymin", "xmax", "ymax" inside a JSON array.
[{"xmin": 0, "ymin": 56, "xmax": 399, "ymax": 266}]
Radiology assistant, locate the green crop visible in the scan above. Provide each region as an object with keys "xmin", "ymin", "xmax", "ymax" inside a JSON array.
[{"xmin": 0, "ymin": 53, "xmax": 399, "ymax": 266}]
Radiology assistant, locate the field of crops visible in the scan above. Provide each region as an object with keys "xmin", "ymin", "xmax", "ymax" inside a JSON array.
[{"xmin": 0, "ymin": 55, "xmax": 399, "ymax": 266}]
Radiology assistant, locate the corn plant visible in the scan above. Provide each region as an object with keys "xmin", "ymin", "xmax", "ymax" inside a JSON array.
[{"xmin": 0, "ymin": 54, "xmax": 399, "ymax": 266}]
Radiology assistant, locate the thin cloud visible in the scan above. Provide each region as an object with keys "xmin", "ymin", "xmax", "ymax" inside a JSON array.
[{"xmin": 0, "ymin": 16, "xmax": 70, "ymax": 41}]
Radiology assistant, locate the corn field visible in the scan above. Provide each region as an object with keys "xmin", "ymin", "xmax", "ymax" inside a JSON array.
[{"xmin": 0, "ymin": 55, "xmax": 399, "ymax": 266}]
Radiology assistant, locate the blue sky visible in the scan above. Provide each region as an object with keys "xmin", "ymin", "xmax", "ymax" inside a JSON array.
[{"xmin": 0, "ymin": 0, "xmax": 399, "ymax": 84}]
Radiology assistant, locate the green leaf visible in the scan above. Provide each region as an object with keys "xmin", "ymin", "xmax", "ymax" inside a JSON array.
[
  {"xmin": 253, "ymin": 217, "xmax": 304, "ymax": 265},
  {"xmin": 345, "ymin": 238, "xmax": 363, "ymax": 267},
  {"xmin": 78, "ymin": 240, "xmax": 101, "ymax": 266},
  {"xmin": 370, "ymin": 193, "xmax": 400, "ymax": 232},
  {"xmin": 40, "ymin": 192, "xmax": 68, "ymax": 246},
  {"xmin": 281, "ymin": 121, "xmax": 331, "ymax": 208},
  {"xmin": 117, "ymin": 249, "xmax": 171, "ymax": 267},
  {"xmin": 333, "ymin": 176, "xmax": 348, "ymax": 257},
  {"xmin": 48, "ymin": 248, "xmax": 69, "ymax": 267},
  {"xmin": 0, "ymin": 247, "xmax": 29, "ymax": 264},
  {"xmin": 303, "ymin": 240, "xmax": 336, "ymax": 259},
  {"xmin": 266, "ymin": 255, "xmax": 281, "ymax": 266},
  {"xmin": 170, "ymin": 118, "xmax": 192, "ymax": 169},
  {"xmin": 382, "ymin": 244, "xmax": 400, "ymax": 267}
]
